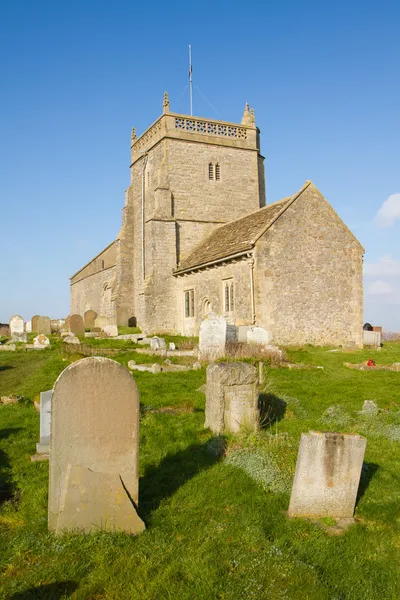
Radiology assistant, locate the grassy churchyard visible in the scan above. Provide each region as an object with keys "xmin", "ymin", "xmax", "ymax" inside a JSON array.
[{"xmin": 1, "ymin": 334, "xmax": 400, "ymax": 599}]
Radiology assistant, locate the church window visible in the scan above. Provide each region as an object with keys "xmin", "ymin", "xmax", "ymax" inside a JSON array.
[
  {"xmin": 184, "ymin": 289, "xmax": 195, "ymax": 318},
  {"xmin": 223, "ymin": 279, "xmax": 234, "ymax": 313},
  {"xmin": 101, "ymin": 260, "xmax": 105, "ymax": 269},
  {"xmin": 208, "ymin": 162, "xmax": 221, "ymax": 181}
]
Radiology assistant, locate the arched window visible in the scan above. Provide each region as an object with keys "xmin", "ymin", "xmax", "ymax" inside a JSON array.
[
  {"xmin": 208, "ymin": 163, "xmax": 214, "ymax": 180},
  {"xmin": 208, "ymin": 162, "xmax": 221, "ymax": 181}
]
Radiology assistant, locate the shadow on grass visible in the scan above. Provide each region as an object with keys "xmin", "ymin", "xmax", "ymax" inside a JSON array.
[
  {"xmin": 0, "ymin": 365, "xmax": 14, "ymax": 371},
  {"xmin": 139, "ymin": 438, "xmax": 225, "ymax": 520},
  {"xmin": 258, "ymin": 393, "xmax": 287, "ymax": 428},
  {"xmin": 0, "ymin": 428, "xmax": 22, "ymax": 506},
  {"xmin": 9, "ymin": 581, "xmax": 78, "ymax": 599},
  {"xmin": 357, "ymin": 462, "xmax": 380, "ymax": 504}
]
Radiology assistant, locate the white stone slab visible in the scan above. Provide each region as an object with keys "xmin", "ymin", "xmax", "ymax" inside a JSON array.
[
  {"xmin": 247, "ymin": 326, "xmax": 271, "ymax": 345},
  {"xmin": 36, "ymin": 389, "xmax": 52, "ymax": 454}
]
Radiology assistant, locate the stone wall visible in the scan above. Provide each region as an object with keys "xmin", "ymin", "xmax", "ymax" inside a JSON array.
[
  {"xmin": 175, "ymin": 258, "xmax": 253, "ymax": 336},
  {"xmin": 254, "ymin": 183, "xmax": 364, "ymax": 346},
  {"xmin": 70, "ymin": 265, "xmax": 116, "ymax": 320}
]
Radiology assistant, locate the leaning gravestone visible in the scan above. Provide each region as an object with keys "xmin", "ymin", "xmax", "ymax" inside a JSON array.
[
  {"xmin": 84, "ymin": 309, "xmax": 97, "ymax": 329},
  {"xmin": 36, "ymin": 390, "xmax": 52, "ymax": 454},
  {"xmin": 205, "ymin": 362, "xmax": 259, "ymax": 434},
  {"xmin": 31, "ymin": 315, "xmax": 40, "ymax": 333},
  {"xmin": 247, "ymin": 326, "xmax": 270, "ymax": 345},
  {"xmin": 48, "ymin": 357, "xmax": 145, "ymax": 535},
  {"xmin": 199, "ymin": 313, "xmax": 237, "ymax": 360},
  {"xmin": 69, "ymin": 314, "xmax": 85, "ymax": 336},
  {"xmin": 10, "ymin": 314, "xmax": 27, "ymax": 342},
  {"xmin": 37, "ymin": 316, "xmax": 51, "ymax": 335},
  {"xmin": 288, "ymin": 431, "xmax": 366, "ymax": 518}
]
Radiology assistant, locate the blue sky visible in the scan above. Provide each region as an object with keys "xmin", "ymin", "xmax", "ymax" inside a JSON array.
[{"xmin": 1, "ymin": 0, "xmax": 399, "ymax": 329}]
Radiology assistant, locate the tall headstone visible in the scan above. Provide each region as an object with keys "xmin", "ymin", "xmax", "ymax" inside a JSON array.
[
  {"xmin": 247, "ymin": 326, "xmax": 270, "ymax": 345},
  {"xmin": 288, "ymin": 431, "xmax": 366, "ymax": 518},
  {"xmin": 36, "ymin": 390, "xmax": 52, "ymax": 454},
  {"xmin": 31, "ymin": 315, "xmax": 40, "ymax": 333},
  {"xmin": 84, "ymin": 309, "xmax": 97, "ymax": 329},
  {"xmin": 69, "ymin": 314, "xmax": 85, "ymax": 336},
  {"xmin": 199, "ymin": 313, "xmax": 237, "ymax": 360},
  {"xmin": 37, "ymin": 316, "xmax": 51, "ymax": 335},
  {"xmin": 25, "ymin": 320, "xmax": 32, "ymax": 333},
  {"xmin": 10, "ymin": 314, "xmax": 27, "ymax": 342},
  {"xmin": 205, "ymin": 362, "xmax": 259, "ymax": 434},
  {"xmin": 48, "ymin": 357, "xmax": 145, "ymax": 535}
]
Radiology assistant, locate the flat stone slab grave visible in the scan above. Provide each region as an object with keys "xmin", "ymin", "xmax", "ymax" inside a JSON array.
[
  {"xmin": 205, "ymin": 362, "xmax": 259, "ymax": 434},
  {"xmin": 288, "ymin": 431, "xmax": 366, "ymax": 518},
  {"xmin": 48, "ymin": 357, "xmax": 145, "ymax": 535},
  {"xmin": 36, "ymin": 389, "xmax": 52, "ymax": 454}
]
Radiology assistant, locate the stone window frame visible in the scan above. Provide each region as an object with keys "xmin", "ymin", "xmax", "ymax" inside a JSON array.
[
  {"xmin": 207, "ymin": 161, "xmax": 221, "ymax": 182},
  {"xmin": 222, "ymin": 278, "xmax": 234, "ymax": 314},
  {"xmin": 184, "ymin": 289, "xmax": 195, "ymax": 318}
]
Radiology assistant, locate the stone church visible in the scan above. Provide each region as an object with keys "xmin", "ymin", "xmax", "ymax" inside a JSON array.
[{"xmin": 70, "ymin": 94, "xmax": 364, "ymax": 346}]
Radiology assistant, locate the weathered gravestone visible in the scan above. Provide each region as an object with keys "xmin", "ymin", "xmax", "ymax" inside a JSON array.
[
  {"xmin": 94, "ymin": 315, "xmax": 110, "ymax": 330},
  {"xmin": 103, "ymin": 325, "xmax": 118, "ymax": 337},
  {"xmin": 247, "ymin": 326, "xmax": 271, "ymax": 345},
  {"xmin": 84, "ymin": 310, "xmax": 97, "ymax": 329},
  {"xmin": 205, "ymin": 362, "xmax": 259, "ymax": 434},
  {"xmin": 48, "ymin": 357, "xmax": 145, "ymax": 535},
  {"xmin": 37, "ymin": 316, "xmax": 51, "ymax": 335},
  {"xmin": 33, "ymin": 334, "xmax": 50, "ymax": 348},
  {"xmin": 25, "ymin": 320, "xmax": 32, "ymax": 333},
  {"xmin": 69, "ymin": 314, "xmax": 84, "ymax": 336},
  {"xmin": 150, "ymin": 336, "xmax": 167, "ymax": 350},
  {"xmin": 199, "ymin": 313, "xmax": 237, "ymax": 360},
  {"xmin": 36, "ymin": 390, "xmax": 52, "ymax": 454},
  {"xmin": 31, "ymin": 315, "xmax": 40, "ymax": 333},
  {"xmin": 10, "ymin": 314, "xmax": 27, "ymax": 342},
  {"xmin": 288, "ymin": 431, "xmax": 366, "ymax": 518}
]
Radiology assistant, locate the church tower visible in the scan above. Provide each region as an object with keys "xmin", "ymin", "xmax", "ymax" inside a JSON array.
[{"xmin": 114, "ymin": 93, "xmax": 266, "ymax": 333}]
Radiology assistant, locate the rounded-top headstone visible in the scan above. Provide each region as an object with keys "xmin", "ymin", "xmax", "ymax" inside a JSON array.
[
  {"xmin": 31, "ymin": 315, "xmax": 40, "ymax": 333},
  {"xmin": 94, "ymin": 315, "xmax": 110, "ymax": 330},
  {"xmin": 48, "ymin": 357, "xmax": 144, "ymax": 534},
  {"xmin": 10, "ymin": 314, "xmax": 27, "ymax": 342},
  {"xmin": 37, "ymin": 316, "xmax": 51, "ymax": 335},
  {"xmin": 69, "ymin": 314, "xmax": 85, "ymax": 336},
  {"xmin": 84, "ymin": 309, "xmax": 97, "ymax": 329}
]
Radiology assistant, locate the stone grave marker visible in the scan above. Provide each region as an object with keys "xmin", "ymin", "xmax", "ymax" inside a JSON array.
[
  {"xmin": 84, "ymin": 310, "xmax": 97, "ymax": 329},
  {"xmin": 199, "ymin": 313, "xmax": 227, "ymax": 360},
  {"xmin": 31, "ymin": 315, "xmax": 40, "ymax": 332},
  {"xmin": 247, "ymin": 326, "xmax": 270, "ymax": 345},
  {"xmin": 37, "ymin": 316, "xmax": 51, "ymax": 335},
  {"xmin": 205, "ymin": 362, "xmax": 259, "ymax": 434},
  {"xmin": 36, "ymin": 390, "xmax": 52, "ymax": 454},
  {"xmin": 103, "ymin": 325, "xmax": 118, "ymax": 337},
  {"xmin": 33, "ymin": 334, "xmax": 50, "ymax": 348},
  {"xmin": 288, "ymin": 431, "xmax": 366, "ymax": 518},
  {"xmin": 94, "ymin": 315, "xmax": 110, "ymax": 330},
  {"xmin": 150, "ymin": 336, "xmax": 167, "ymax": 350},
  {"xmin": 128, "ymin": 316, "xmax": 137, "ymax": 328},
  {"xmin": 69, "ymin": 314, "xmax": 85, "ymax": 336},
  {"xmin": 48, "ymin": 357, "xmax": 145, "ymax": 535},
  {"xmin": 25, "ymin": 320, "xmax": 32, "ymax": 333},
  {"xmin": 10, "ymin": 314, "xmax": 27, "ymax": 342}
]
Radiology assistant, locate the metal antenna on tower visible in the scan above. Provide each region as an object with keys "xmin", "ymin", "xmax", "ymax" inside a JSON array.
[{"xmin": 189, "ymin": 45, "xmax": 193, "ymax": 116}]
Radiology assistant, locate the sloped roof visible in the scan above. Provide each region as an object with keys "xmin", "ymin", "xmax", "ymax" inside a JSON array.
[{"xmin": 175, "ymin": 183, "xmax": 311, "ymax": 273}]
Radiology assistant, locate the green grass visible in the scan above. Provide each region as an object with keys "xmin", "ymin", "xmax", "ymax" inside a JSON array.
[{"xmin": 1, "ymin": 343, "xmax": 400, "ymax": 599}]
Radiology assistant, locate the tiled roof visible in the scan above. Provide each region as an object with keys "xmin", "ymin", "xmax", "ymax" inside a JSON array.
[{"xmin": 175, "ymin": 184, "xmax": 311, "ymax": 272}]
